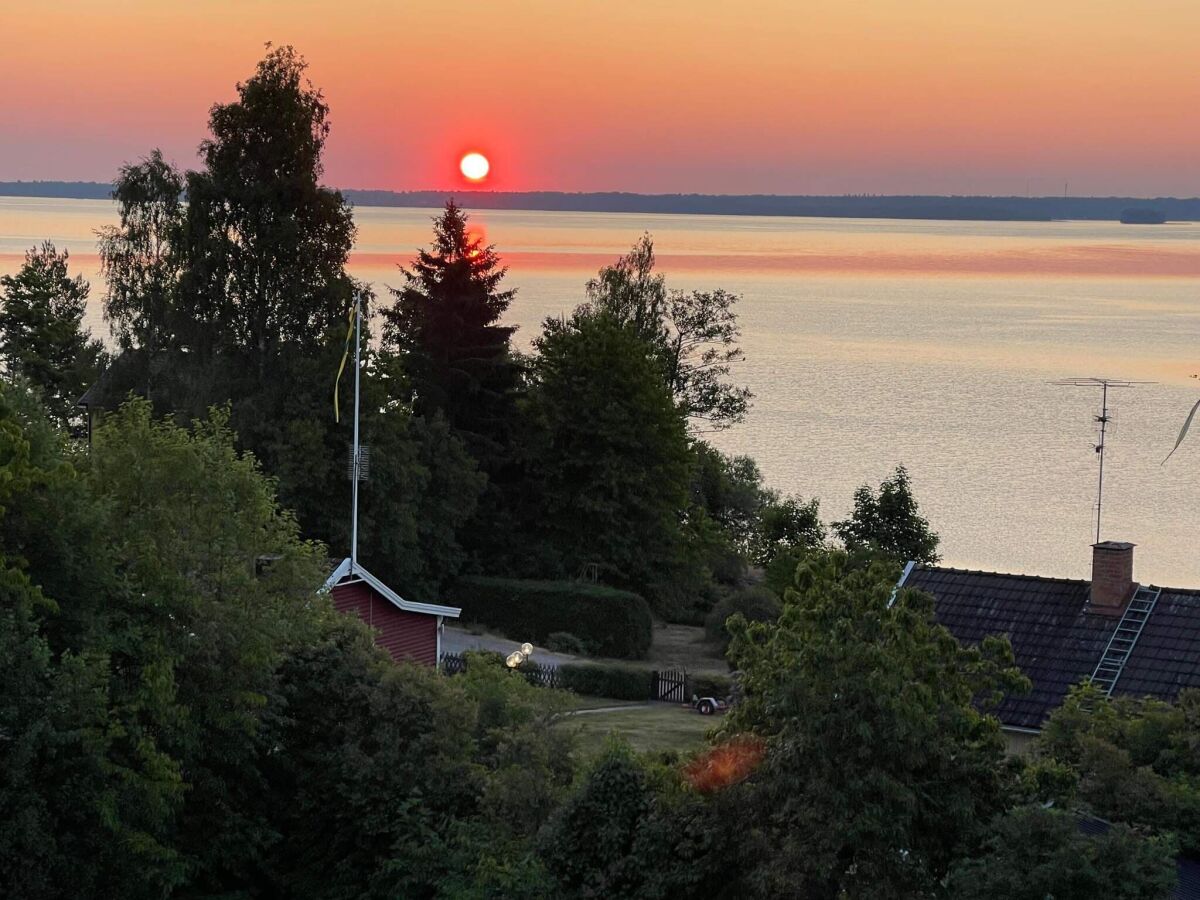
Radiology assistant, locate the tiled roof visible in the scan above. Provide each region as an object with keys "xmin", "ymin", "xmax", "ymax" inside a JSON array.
[
  {"xmin": 1117, "ymin": 588, "xmax": 1200, "ymax": 698},
  {"xmin": 1178, "ymin": 857, "xmax": 1200, "ymax": 900},
  {"xmin": 903, "ymin": 566, "xmax": 1200, "ymax": 730}
]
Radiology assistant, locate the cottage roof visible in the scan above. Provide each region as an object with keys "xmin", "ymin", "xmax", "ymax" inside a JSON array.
[
  {"xmin": 901, "ymin": 565, "xmax": 1200, "ymax": 730},
  {"xmin": 323, "ymin": 558, "xmax": 461, "ymax": 619}
]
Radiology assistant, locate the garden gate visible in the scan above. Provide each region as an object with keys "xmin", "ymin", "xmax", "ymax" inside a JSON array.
[{"xmin": 653, "ymin": 667, "xmax": 687, "ymax": 703}]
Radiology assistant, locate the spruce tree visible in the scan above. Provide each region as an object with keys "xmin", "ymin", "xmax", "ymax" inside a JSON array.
[
  {"xmin": 382, "ymin": 201, "xmax": 518, "ymax": 450},
  {"xmin": 0, "ymin": 242, "xmax": 106, "ymax": 428},
  {"xmin": 382, "ymin": 201, "xmax": 523, "ymax": 570}
]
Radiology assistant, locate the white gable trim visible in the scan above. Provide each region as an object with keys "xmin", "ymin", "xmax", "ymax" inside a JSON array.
[
  {"xmin": 323, "ymin": 558, "xmax": 462, "ymax": 619},
  {"xmin": 887, "ymin": 560, "xmax": 918, "ymax": 608}
]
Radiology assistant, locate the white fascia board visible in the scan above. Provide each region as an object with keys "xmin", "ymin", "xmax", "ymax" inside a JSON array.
[
  {"xmin": 888, "ymin": 560, "xmax": 918, "ymax": 608},
  {"xmin": 323, "ymin": 557, "xmax": 462, "ymax": 619}
]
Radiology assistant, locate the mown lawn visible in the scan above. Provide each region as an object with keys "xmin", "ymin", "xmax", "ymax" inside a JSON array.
[{"xmin": 558, "ymin": 702, "xmax": 719, "ymax": 755}]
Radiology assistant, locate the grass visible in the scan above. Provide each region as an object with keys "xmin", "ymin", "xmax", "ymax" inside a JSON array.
[
  {"xmin": 585, "ymin": 622, "xmax": 728, "ymax": 674},
  {"xmin": 563, "ymin": 695, "xmax": 647, "ymax": 712},
  {"xmin": 557, "ymin": 702, "xmax": 719, "ymax": 755}
]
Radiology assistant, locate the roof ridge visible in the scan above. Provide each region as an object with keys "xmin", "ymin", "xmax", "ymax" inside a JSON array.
[
  {"xmin": 915, "ymin": 565, "xmax": 1200, "ymax": 597},
  {"xmin": 916, "ymin": 564, "xmax": 1089, "ymax": 587}
]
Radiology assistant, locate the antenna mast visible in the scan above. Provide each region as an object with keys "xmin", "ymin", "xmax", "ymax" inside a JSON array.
[
  {"xmin": 350, "ymin": 291, "xmax": 362, "ymax": 575},
  {"xmin": 1051, "ymin": 377, "xmax": 1153, "ymax": 543}
]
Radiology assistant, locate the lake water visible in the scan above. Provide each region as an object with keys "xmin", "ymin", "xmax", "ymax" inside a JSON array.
[{"xmin": 3, "ymin": 197, "xmax": 1199, "ymax": 586}]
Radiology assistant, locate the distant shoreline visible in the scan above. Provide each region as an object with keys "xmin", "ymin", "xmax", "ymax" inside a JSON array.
[{"xmin": 3, "ymin": 181, "xmax": 1198, "ymax": 223}]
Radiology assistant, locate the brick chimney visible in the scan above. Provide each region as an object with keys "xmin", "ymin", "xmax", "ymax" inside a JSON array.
[{"xmin": 1089, "ymin": 541, "xmax": 1136, "ymax": 615}]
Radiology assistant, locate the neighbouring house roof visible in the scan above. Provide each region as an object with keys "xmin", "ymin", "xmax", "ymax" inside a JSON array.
[
  {"xmin": 900, "ymin": 565, "xmax": 1200, "ymax": 730},
  {"xmin": 323, "ymin": 558, "xmax": 461, "ymax": 619},
  {"xmin": 1178, "ymin": 857, "xmax": 1200, "ymax": 900}
]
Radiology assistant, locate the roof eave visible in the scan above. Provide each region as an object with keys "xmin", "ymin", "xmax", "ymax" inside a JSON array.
[{"xmin": 323, "ymin": 558, "xmax": 462, "ymax": 619}]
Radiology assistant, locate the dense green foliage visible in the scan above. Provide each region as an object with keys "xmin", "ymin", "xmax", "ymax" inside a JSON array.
[
  {"xmin": 753, "ymin": 492, "xmax": 825, "ymax": 564},
  {"xmin": 945, "ymin": 806, "xmax": 1176, "ymax": 900},
  {"xmin": 0, "ymin": 388, "xmax": 325, "ymax": 895},
  {"xmin": 1031, "ymin": 684, "xmax": 1200, "ymax": 857},
  {"xmin": 448, "ymin": 576, "xmax": 653, "ymax": 658},
  {"xmin": 524, "ymin": 310, "xmax": 695, "ymax": 611},
  {"xmin": 96, "ymin": 148, "xmax": 184, "ymax": 398},
  {"xmin": 722, "ymin": 550, "xmax": 1028, "ymax": 896},
  {"xmin": 0, "ymin": 242, "xmax": 105, "ymax": 427},
  {"xmin": 0, "ymin": 387, "xmax": 572, "ymax": 897},
  {"xmin": 704, "ymin": 584, "xmax": 781, "ymax": 651},
  {"xmin": 834, "ymin": 464, "xmax": 941, "ymax": 563},
  {"xmin": 536, "ymin": 746, "xmax": 723, "ymax": 899},
  {"xmin": 382, "ymin": 200, "xmax": 518, "ymax": 446}
]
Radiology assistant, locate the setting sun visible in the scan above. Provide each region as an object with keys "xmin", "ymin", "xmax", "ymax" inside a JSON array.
[{"xmin": 459, "ymin": 152, "xmax": 490, "ymax": 182}]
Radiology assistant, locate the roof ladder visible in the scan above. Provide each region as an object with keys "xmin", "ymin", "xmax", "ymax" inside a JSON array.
[{"xmin": 1090, "ymin": 585, "xmax": 1161, "ymax": 697}]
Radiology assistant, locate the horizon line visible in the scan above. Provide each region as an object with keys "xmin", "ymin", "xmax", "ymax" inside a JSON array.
[{"xmin": 2, "ymin": 180, "xmax": 1199, "ymax": 203}]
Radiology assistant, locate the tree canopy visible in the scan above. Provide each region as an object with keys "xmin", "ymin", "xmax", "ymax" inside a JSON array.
[
  {"xmin": 723, "ymin": 550, "xmax": 1027, "ymax": 896},
  {"xmin": 525, "ymin": 309, "xmax": 693, "ymax": 608},
  {"xmin": 584, "ymin": 234, "xmax": 752, "ymax": 430},
  {"xmin": 382, "ymin": 200, "xmax": 519, "ymax": 446},
  {"xmin": 94, "ymin": 48, "xmax": 483, "ymax": 599},
  {"xmin": 834, "ymin": 464, "xmax": 941, "ymax": 563},
  {"xmin": 0, "ymin": 242, "xmax": 105, "ymax": 428}
]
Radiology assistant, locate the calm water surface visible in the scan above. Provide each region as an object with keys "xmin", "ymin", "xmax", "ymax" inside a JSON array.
[{"xmin": 3, "ymin": 198, "xmax": 1198, "ymax": 585}]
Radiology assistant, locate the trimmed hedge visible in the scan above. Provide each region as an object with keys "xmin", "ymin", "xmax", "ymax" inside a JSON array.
[
  {"xmin": 688, "ymin": 673, "xmax": 733, "ymax": 700},
  {"xmin": 447, "ymin": 577, "xmax": 653, "ymax": 659},
  {"xmin": 559, "ymin": 663, "xmax": 653, "ymax": 701}
]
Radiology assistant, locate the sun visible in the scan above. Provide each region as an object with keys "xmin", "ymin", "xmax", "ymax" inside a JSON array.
[{"xmin": 459, "ymin": 152, "xmax": 490, "ymax": 182}]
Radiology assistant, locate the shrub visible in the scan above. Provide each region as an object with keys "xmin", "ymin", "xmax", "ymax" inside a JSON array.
[
  {"xmin": 446, "ymin": 577, "xmax": 653, "ymax": 659},
  {"xmin": 559, "ymin": 663, "xmax": 654, "ymax": 701},
  {"xmin": 704, "ymin": 585, "xmax": 781, "ymax": 650},
  {"xmin": 688, "ymin": 673, "xmax": 733, "ymax": 700},
  {"xmin": 546, "ymin": 631, "xmax": 589, "ymax": 656}
]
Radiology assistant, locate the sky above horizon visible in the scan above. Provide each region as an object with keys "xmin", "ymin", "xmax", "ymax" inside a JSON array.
[{"xmin": 2, "ymin": 0, "xmax": 1198, "ymax": 197}]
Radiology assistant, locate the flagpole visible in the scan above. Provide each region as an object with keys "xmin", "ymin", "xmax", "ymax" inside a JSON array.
[{"xmin": 350, "ymin": 292, "xmax": 362, "ymax": 575}]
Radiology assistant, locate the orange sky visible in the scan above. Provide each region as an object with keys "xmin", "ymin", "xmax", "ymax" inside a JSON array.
[{"xmin": 2, "ymin": 0, "xmax": 1198, "ymax": 195}]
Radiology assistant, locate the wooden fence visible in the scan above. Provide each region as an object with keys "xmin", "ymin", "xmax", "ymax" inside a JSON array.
[{"xmin": 440, "ymin": 652, "xmax": 562, "ymax": 689}]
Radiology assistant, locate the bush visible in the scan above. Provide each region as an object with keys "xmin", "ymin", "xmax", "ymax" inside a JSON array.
[
  {"xmin": 447, "ymin": 577, "xmax": 653, "ymax": 659},
  {"xmin": 559, "ymin": 663, "xmax": 654, "ymax": 701},
  {"xmin": 688, "ymin": 673, "xmax": 733, "ymax": 700},
  {"xmin": 546, "ymin": 631, "xmax": 589, "ymax": 656},
  {"xmin": 704, "ymin": 585, "xmax": 781, "ymax": 650}
]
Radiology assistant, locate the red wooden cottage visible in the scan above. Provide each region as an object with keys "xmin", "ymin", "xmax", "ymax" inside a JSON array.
[{"xmin": 323, "ymin": 558, "xmax": 461, "ymax": 666}]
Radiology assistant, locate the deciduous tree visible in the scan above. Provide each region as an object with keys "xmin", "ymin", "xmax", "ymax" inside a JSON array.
[
  {"xmin": 181, "ymin": 44, "xmax": 355, "ymax": 367},
  {"xmin": 584, "ymin": 234, "xmax": 751, "ymax": 430},
  {"xmin": 525, "ymin": 310, "xmax": 693, "ymax": 608},
  {"xmin": 946, "ymin": 806, "xmax": 1175, "ymax": 900},
  {"xmin": 723, "ymin": 550, "xmax": 1026, "ymax": 896},
  {"xmin": 833, "ymin": 464, "xmax": 940, "ymax": 563}
]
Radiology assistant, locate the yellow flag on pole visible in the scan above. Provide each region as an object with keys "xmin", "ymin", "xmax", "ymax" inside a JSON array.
[{"xmin": 334, "ymin": 300, "xmax": 357, "ymax": 422}]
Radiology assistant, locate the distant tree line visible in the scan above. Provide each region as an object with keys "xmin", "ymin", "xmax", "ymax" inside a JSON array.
[{"xmin": 6, "ymin": 181, "xmax": 1200, "ymax": 222}]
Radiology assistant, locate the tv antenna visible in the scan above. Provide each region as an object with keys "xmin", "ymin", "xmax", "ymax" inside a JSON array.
[{"xmin": 1050, "ymin": 377, "xmax": 1154, "ymax": 543}]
